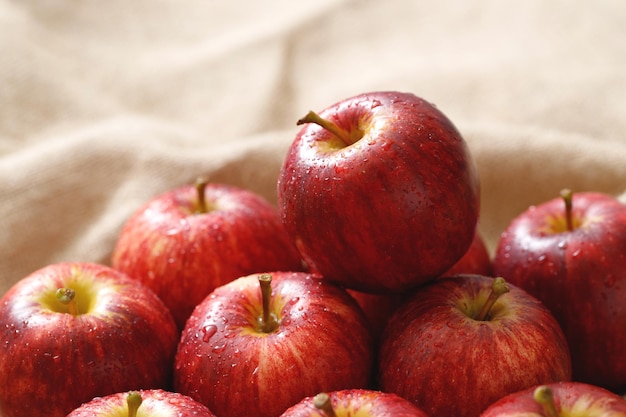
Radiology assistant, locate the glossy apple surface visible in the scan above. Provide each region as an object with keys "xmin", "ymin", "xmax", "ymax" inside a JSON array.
[
  {"xmin": 443, "ymin": 228, "xmax": 493, "ymax": 277},
  {"xmin": 111, "ymin": 180, "xmax": 304, "ymax": 328},
  {"xmin": 173, "ymin": 271, "xmax": 374, "ymax": 417},
  {"xmin": 378, "ymin": 274, "xmax": 571, "ymax": 417},
  {"xmin": 67, "ymin": 389, "xmax": 217, "ymax": 417},
  {"xmin": 0, "ymin": 262, "xmax": 179, "ymax": 417},
  {"xmin": 349, "ymin": 229, "xmax": 492, "ymax": 345},
  {"xmin": 493, "ymin": 191, "xmax": 626, "ymax": 391},
  {"xmin": 280, "ymin": 389, "xmax": 429, "ymax": 416},
  {"xmin": 480, "ymin": 381, "xmax": 626, "ymax": 416},
  {"xmin": 277, "ymin": 91, "xmax": 479, "ymax": 293},
  {"xmin": 347, "ymin": 290, "xmax": 411, "ymax": 346}
]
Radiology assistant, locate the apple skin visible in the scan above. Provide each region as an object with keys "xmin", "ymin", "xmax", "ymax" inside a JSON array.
[
  {"xmin": 492, "ymin": 191, "xmax": 626, "ymax": 392},
  {"xmin": 443, "ymin": 228, "xmax": 493, "ymax": 277},
  {"xmin": 111, "ymin": 181, "xmax": 304, "ymax": 328},
  {"xmin": 348, "ymin": 229, "xmax": 492, "ymax": 345},
  {"xmin": 280, "ymin": 389, "xmax": 430, "ymax": 417},
  {"xmin": 480, "ymin": 381, "xmax": 626, "ymax": 416},
  {"xmin": 173, "ymin": 271, "xmax": 374, "ymax": 417},
  {"xmin": 378, "ymin": 274, "xmax": 572, "ymax": 417},
  {"xmin": 277, "ymin": 91, "xmax": 480, "ymax": 293},
  {"xmin": 66, "ymin": 389, "xmax": 217, "ymax": 417},
  {"xmin": 347, "ymin": 289, "xmax": 411, "ymax": 346},
  {"xmin": 0, "ymin": 262, "xmax": 179, "ymax": 417}
]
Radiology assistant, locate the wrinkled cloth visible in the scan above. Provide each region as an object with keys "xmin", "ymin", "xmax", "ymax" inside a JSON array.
[{"xmin": 2, "ymin": 0, "xmax": 626, "ymax": 294}]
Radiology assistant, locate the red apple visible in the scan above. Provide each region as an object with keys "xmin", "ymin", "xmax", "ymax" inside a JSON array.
[
  {"xmin": 173, "ymin": 271, "xmax": 374, "ymax": 417},
  {"xmin": 480, "ymin": 381, "xmax": 626, "ymax": 416},
  {"xmin": 493, "ymin": 190, "xmax": 626, "ymax": 392},
  {"xmin": 443, "ymin": 228, "xmax": 493, "ymax": 277},
  {"xmin": 0, "ymin": 262, "xmax": 179, "ymax": 417},
  {"xmin": 378, "ymin": 274, "xmax": 572, "ymax": 417},
  {"xmin": 67, "ymin": 389, "xmax": 217, "ymax": 417},
  {"xmin": 277, "ymin": 91, "xmax": 480, "ymax": 293},
  {"xmin": 111, "ymin": 178, "xmax": 304, "ymax": 328},
  {"xmin": 280, "ymin": 389, "xmax": 430, "ymax": 416}
]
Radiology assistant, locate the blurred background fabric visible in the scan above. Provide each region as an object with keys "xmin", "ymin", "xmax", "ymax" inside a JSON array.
[{"xmin": 1, "ymin": 0, "xmax": 625, "ymax": 294}]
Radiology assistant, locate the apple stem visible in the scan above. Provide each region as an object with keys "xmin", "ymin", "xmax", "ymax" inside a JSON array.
[
  {"xmin": 560, "ymin": 188, "xmax": 574, "ymax": 232},
  {"xmin": 313, "ymin": 393, "xmax": 337, "ymax": 417},
  {"xmin": 195, "ymin": 176, "xmax": 210, "ymax": 214},
  {"xmin": 533, "ymin": 386, "xmax": 560, "ymax": 417},
  {"xmin": 474, "ymin": 277, "xmax": 510, "ymax": 321},
  {"xmin": 297, "ymin": 110, "xmax": 357, "ymax": 146},
  {"xmin": 127, "ymin": 391, "xmax": 142, "ymax": 417},
  {"xmin": 56, "ymin": 288, "xmax": 79, "ymax": 316},
  {"xmin": 258, "ymin": 274, "xmax": 279, "ymax": 333}
]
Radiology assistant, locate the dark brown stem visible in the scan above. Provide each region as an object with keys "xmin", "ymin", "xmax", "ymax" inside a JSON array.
[
  {"xmin": 474, "ymin": 277, "xmax": 510, "ymax": 321},
  {"xmin": 127, "ymin": 391, "xmax": 142, "ymax": 417},
  {"xmin": 258, "ymin": 274, "xmax": 278, "ymax": 333},
  {"xmin": 560, "ymin": 188, "xmax": 573, "ymax": 232},
  {"xmin": 195, "ymin": 177, "xmax": 209, "ymax": 214},
  {"xmin": 313, "ymin": 393, "xmax": 337, "ymax": 417},
  {"xmin": 297, "ymin": 111, "xmax": 355, "ymax": 146},
  {"xmin": 56, "ymin": 288, "xmax": 79, "ymax": 316},
  {"xmin": 533, "ymin": 386, "xmax": 559, "ymax": 417}
]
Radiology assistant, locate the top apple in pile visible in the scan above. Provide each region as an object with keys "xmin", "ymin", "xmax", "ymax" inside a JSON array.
[{"xmin": 277, "ymin": 91, "xmax": 480, "ymax": 293}]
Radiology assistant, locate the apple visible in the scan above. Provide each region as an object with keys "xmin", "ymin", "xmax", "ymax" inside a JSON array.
[
  {"xmin": 111, "ymin": 178, "xmax": 304, "ymax": 328},
  {"xmin": 173, "ymin": 271, "xmax": 374, "ymax": 417},
  {"xmin": 378, "ymin": 274, "xmax": 572, "ymax": 417},
  {"xmin": 277, "ymin": 91, "xmax": 480, "ymax": 293},
  {"xmin": 280, "ymin": 389, "xmax": 430, "ymax": 416},
  {"xmin": 66, "ymin": 389, "xmax": 217, "ymax": 417},
  {"xmin": 493, "ymin": 189, "xmax": 626, "ymax": 392},
  {"xmin": 480, "ymin": 381, "xmax": 626, "ymax": 416},
  {"xmin": 443, "ymin": 228, "xmax": 493, "ymax": 277},
  {"xmin": 0, "ymin": 262, "xmax": 179, "ymax": 417}
]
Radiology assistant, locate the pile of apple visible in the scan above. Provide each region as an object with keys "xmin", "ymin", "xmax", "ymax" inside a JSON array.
[{"xmin": 1, "ymin": 91, "xmax": 626, "ymax": 417}]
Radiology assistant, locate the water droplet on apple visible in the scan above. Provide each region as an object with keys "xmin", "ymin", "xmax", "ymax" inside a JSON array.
[
  {"xmin": 537, "ymin": 254, "xmax": 547, "ymax": 263},
  {"xmin": 288, "ymin": 296, "xmax": 300, "ymax": 305},
  {"xmin": 212, "ymin": 343, "xmax": 226, "ymax": 354},
  {"xmin": 201, "ymin": 324, "xmax": 217, "ymax": 343},
  {"xmin": 571, "ymin": 249, "xmax": 581, "ymax": 258},
  {"xmin": 557, "ymin": 241, "xmax": 567, "ymax": 250}
]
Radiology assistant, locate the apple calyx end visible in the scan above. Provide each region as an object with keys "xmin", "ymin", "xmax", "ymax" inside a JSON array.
[
  {"xmin": 297, "ymin": 110, "xmax": 359, "ymax": 147},
  {"xmin": 473, "ymin": 277, "xmax": 510, "ymax": 321},
  {"xmin": 313, "ymin": 392, "xmax": 337, "ymax": 417},
  {"xmin": 127, "ymin": 391, "xmax": 143, "ymax": 417},
  {"xmin": 257, "ymin": 273, "xmax": 279, "ymax": 334},
  {"xmin": 533, "ymin": 385, "xmax": 560, "ymax": 417},
  {"xmin": 56, "ymin": 287, "xmax": 79, "ymax": 316}
]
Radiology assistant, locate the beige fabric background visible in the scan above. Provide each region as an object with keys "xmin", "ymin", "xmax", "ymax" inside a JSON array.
[{"xmin": 1, "ymin": 0, "xmax": 625, "ymax": 296}]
